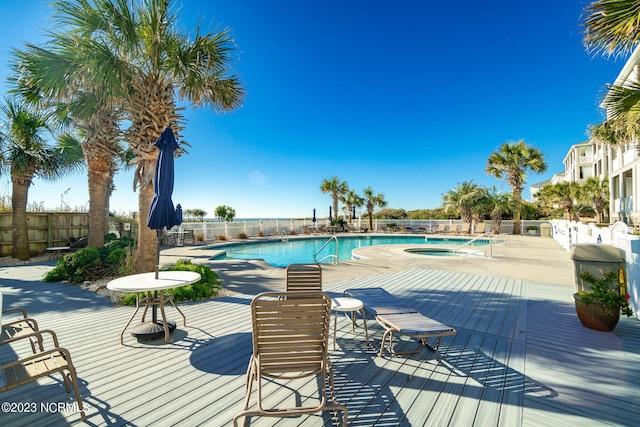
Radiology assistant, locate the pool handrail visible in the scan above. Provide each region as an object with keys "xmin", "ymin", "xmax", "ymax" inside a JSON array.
[
  {"xmin": 314, "ymin": 236, "xmax": 339, "ymax": 264},
  {"xmin": 453, "ymin": 233, "xmax": 508, "ymax": 258}
]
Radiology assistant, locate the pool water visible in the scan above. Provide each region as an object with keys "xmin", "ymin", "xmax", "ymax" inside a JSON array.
[{"xmin": 211, "ymin": 235, "xmax": 488, "ymax": 267}]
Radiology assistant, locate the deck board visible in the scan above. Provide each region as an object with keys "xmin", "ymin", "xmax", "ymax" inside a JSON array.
[{"xmin": 1, "ymin": 266, "xmax": 639, "ymax": 426}]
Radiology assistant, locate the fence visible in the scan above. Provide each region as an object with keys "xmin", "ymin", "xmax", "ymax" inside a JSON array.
[
  {"xmin": 0, "ymin": 213, "xmax": 137, "ymax": 257},
  {"xmin": 178, "ymin": 219, "xmax": 549, "ymax": 241},
  {"xmin": 549, "ymin": 219, "xmax": 634, "ymax": 251},
  {"xmin": 0, "ymin": 213, "xmax": 549, "ymax": 257}
]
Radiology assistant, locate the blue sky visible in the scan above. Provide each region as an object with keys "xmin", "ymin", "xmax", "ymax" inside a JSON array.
[{"xmin": 0, "ymin": 1, "xmax": 628, "ymax": 219}]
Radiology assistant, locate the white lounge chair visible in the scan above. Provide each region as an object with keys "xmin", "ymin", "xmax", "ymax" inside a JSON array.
[{"xmin": 345, "ymin": 287, "xmax": 457, "ymax": 356}]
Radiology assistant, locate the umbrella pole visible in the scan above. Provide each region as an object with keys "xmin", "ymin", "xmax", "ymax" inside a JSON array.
[
  {"xmin": 155, "ymin": 229, "xmax": 162, "ymax": 279},
  {"xmin": 153, "ymin": 229, "xmax": 162, "ymax": 324}
]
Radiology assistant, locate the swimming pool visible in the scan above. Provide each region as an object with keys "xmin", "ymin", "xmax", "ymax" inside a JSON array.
[{"xmin": 211, "ymin": 235, "xmax": 489, "ymax": 267}]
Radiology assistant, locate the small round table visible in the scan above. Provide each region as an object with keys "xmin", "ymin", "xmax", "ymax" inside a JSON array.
[
  {"xmin": 107, "ymin": 271, "xmax": 201, "ymax": 344},
  {"xmin": 331, "ymin": 297, "xmax": 369, "ymax": 350}
]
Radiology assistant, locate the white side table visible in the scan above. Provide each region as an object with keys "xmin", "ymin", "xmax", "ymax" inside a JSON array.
[{"xmin": 332, "ymin": 297, "xmax": 369, "ymax": 350}]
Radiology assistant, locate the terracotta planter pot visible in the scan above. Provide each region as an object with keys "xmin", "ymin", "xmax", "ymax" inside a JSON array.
[{"xmin": 573, "ymin": 293, "xmax": 621, "ymax": 332}]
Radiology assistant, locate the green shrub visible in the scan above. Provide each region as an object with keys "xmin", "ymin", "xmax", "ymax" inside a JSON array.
[
  {"xmin": 43, "ymin": 237, "xmax": 136, "ymax": 283},
  {"xmin": 44, "ymin": 247, "xmax": 101, "ymax": 283},
  {"xmin": 119, "ymin": 259, "xmax": 221, "ymax": 306}
]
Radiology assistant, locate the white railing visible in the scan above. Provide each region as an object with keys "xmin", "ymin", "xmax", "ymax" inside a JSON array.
[{"xmin": 577, "ymin": 154, "xmax": 593, "ymax": 164}]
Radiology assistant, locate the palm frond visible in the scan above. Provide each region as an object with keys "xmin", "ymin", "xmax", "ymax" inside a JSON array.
[{"xmin": 583, "ymin": 0, "xmax": 640, "ymax": 57}]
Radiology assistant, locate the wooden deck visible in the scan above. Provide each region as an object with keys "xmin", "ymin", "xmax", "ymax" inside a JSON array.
[{"xmin": 1, "ymin": 266, "xmax": 639, "ymax": 426}]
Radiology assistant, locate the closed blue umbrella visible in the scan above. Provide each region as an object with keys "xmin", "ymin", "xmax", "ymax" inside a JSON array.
[
  {"xmin": 175, "ymin": 204, "xmax": 183, "ymax": 225},
  {"xmin": 329, "ymin": 206, "xmax": 333, "ymax": 222},
  {"xmin": 147, "ymin": 126, "xmax": 180, "ymax": 234},
  {"xmin": 312, "ymin": 208, "xmax": 316, "ymax": 223},
  {"xmin": 145, "ymin": 126, "xmax": 179, "ymax": 337}
]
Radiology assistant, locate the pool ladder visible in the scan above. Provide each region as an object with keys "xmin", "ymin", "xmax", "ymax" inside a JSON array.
[
  {"xmin": 453, "ymin": 233, "xmax": 509, "ymax": 258},
  {"xmin": 314, "ymin": 236, "xmax": 339, "ymax": 264}
]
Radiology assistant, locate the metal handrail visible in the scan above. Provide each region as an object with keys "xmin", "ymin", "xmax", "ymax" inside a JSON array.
[
  {"xmin": 314, "ymin": 235, "xmax": 339, "ymax": 264},
  {"xmin": 453, "ymin": 233, "xmax": 508, "ymax": 258},
  {"xmin": 491, "ymin": 233, "xmax": 509, "ymax": 245},
  {"xmin": 453, "ymin": 233, "xmax": 490, "ymax": 256}
]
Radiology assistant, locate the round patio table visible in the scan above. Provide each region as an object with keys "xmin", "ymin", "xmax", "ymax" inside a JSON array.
[
  {"xmin": 331, "ymin": 297, "xmax": 369, "ymax": 350},
  {"xmin": 107, "ymin": 271, "xmax": 201, "ymax": 344}
]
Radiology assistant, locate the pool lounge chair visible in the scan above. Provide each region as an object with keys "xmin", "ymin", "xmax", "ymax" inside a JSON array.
[
  {"xmin": 1, "ymin": 305, "xmax": 42, "ymax": 353},
  {"xmin": 46, "ymin": 236, "xmax": 88, "ymax": 259},
  {"xmin": 434, "ymin": 223, "xmax": 447, "ymax": 234},
  {"xmin": 285, "ymin": 263, "xmax": 322, "ymax": 292},
  {"xmin": 233, "ymin": 291, "xmax": 347, "ymax": 426},
  {"xmin": 459, "ymin": 223, "xmax": 471, "ymax": 235},
  {"xmin": 474, "ymin": 222, "xmax": 486, "ymax": 234},
  {"xmin": 0, "ymin": 293, "xmax": 86, "ymax": 421},
  {"xmin": 344, "ymin": 287, "xmax": 456, "ymax": 356}
]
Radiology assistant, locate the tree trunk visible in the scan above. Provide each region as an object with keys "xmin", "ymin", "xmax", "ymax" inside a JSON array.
[
  {"xmin": 11, "ymin": 174, "xmax": 32, "ymax": 260},
  {"xmin": 86, "ymin": 156, "xmax": 112, "ymax": 248},
  {"xmin": 135, "ymin": 182, "xmax": 157, "ymax": 273},
  {"xmin": 512, "ymin": 191, "xmax": 522, "ymax": 235}
]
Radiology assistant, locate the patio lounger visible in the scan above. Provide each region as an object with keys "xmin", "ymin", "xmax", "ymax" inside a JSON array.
[
  {"xmin": 434, "ymin": 223, "xmax": 446, "ymax": 234},
  {"xmin": 0, "ymin": 330, "xmax": 86, "ymax": 421},
  {"xmin": 285, "ymin": 263, "xmax": 322, "ymax": 292},
  {"xmin": 344, "ymin": 287, "xmax": 456, "ymax": 356},
  {"xmin": 459, "ymin": 223, "xmax": 471, "ymax": 235},
  {"xmin": 474, "ymin": 222, "xmax": 486, "ymax": 234},
  {"xmin": 1, "ymin": 305, "xmax": 42, "ymax": 353},
  {"xmin": 46, "ymin": 236, "xmax": 88, "ymax": 259},
  {"xmin": 0, "ymin": 294, "xmax": 85, "ymax": 421},
  {"xmin": 233, "ymin": 291, "xmax": 347, "ymax": 426}
]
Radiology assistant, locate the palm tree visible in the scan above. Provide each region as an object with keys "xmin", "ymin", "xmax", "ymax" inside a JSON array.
[
  {"xmin": 11, "ymin": 12, "xmax": 131, "ymax": 249},
  {"xmin": 588, "ymin": 116, "xmax": 639, "ymax": 146},
  {"xmin": 442, "ymin": 181, "xmax": 484, "ymax": 224},
  {"xmin": 474, "ymin": 186, "xmax": 513, "ymax": 234},
  {"xmin": 340, "ymin": 189, "xmax": 364, "ymax": 224},
  {"xmin": 582, "ymin": 177, "xmax": 609, "ymax": 223},
  {"xmin": 538, "ymin": 182, "xmax": 582, "ymax": 220},
  {"xmin": 486, "ymin": 140, "xmax": 547, "ymax": 234},
  {"xmin": 0, "ymin": 97, "xmax": 83, "ymax": 260},
  {"xmin": 583, "ymin": 0, "xmax": 640, "ymax": 58},
  {"xmin": 363, "ymin": 187, "xmax": 387, "ymax": 231},
  {"xmin": 320, "ymin": 176, "xmax": 348, "ymax": 220},
  {"xmin": 583, "ymin": 2, "xmax": 640, "ymax": 140},
  {"xmin": 50, "ymin": 0, "xmax": 244, "ymax": 272}
]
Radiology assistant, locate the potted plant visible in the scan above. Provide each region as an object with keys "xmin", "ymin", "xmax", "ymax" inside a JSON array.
[
  {"xmin": 526, "ymin": 225, "xmax": 538, "ymax": 235},
  {"xmin": 573, "ymin": 269, "xmax": 633, "ymax": 331}
]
